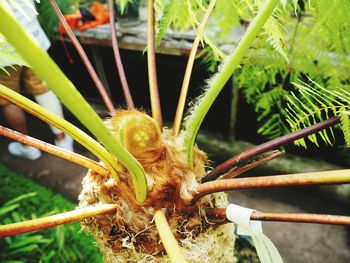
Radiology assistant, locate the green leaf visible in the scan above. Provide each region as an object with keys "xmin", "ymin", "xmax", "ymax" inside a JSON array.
[
  {"xmin": 55, "ymin": 226, "xmax": 65, "ymax": 250},
  {"xmin": 339, "ymin": 108, "xmax": 350, "ymax": 147},
  {"xmin": 0, "ymin": 38, "xmax": 29, "ymax": 70},
  {"xmin": 8, "ymin": 244, "xmax": 39, "ymax": 255},
  {"xmin": 115, "ymin": 0, "xmax": 135, "ymax": 14},
  {"xmin": 11, "ymin": 211, "xmax": 22, "ymax": 223},
  {"xmin": 263, "ymin": 10, "xmax": 289, "ymax": 63},
  {"xmin": 0, "ymin": 204, "xmax": 20, "ymax": 216},
  {"xmin": 3, "ymin": 192, "xmax": 36, "ymax": 207},
  {"xmin": 42, "ymin": 250, "xmax": 56, "ymax": 262},
  {"xmin": 285, "ymin": 80, "xmax": 350, "ymax": 147},
  {"xmin": 155, "ymin": 0, "xmax": 179, "ymax": 47},
  {"xmin": 7, "ymin": 235, "xmax": 51, "ymax": 249}
]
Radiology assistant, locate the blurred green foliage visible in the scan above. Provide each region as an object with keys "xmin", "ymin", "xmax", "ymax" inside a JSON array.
[{"xmin": 0, "ymin": 163, "xmax": 102, "ymax": 263}]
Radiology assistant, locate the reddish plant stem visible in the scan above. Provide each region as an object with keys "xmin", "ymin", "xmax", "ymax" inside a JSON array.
[
  {"xmin": 49, "ymin": 0, "xmax": 115, "ymax": 113},
  {"xmin": 147, "ymin": 0, "xmax": 162, "ymax": 127},
  {"xmin": 108, "ymin": 0, "xmax": 134, "ymax": 109},
  {"xmin": 0, "ymin": 125, "xmax": 109, "ymax": 175},
  {"xmin": 206, "ymin": 208, "xmax": 350, "ymax": 225},
  {"xmin": 0, "ymin": 204, "xmax": 117, "ymax": 237},
  {"xmin": 202, "ymin": 116, "xmax": 340, "ymax": 182},
  {"xmin": 222, "ymin": 150, "xmax": 284, "ymax": 179},
  {"xmin": 193, "ymin": 169, "xmax": 350, "ymax": 201}
]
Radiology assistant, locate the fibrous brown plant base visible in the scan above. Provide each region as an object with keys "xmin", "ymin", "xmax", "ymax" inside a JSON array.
[{"xmin": 78, "ymin": 110, "xmax": 236, "ymax": 262}]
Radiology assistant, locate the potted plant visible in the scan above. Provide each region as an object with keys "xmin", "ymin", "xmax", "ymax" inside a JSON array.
[{"xmin": 0, "ymin": 0, "xmax": 349, "ymax": 262}]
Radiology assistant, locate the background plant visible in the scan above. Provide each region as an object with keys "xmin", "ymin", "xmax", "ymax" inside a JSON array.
[
  {"xmin": 148, "ymin": 0, "xmax": 350, "ymax": 147},
  {"xmin": 0, "ymin": 164, "xmax": 102, "ymax": 263}
]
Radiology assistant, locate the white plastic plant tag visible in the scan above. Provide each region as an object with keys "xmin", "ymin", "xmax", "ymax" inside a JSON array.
[
  {"xmin": 252, "ymin": 233, "xmax": 283, "ymax": 263},
  {"xmin": 226, "ymin": 204, "xmax": 283, "ymax": 263}
]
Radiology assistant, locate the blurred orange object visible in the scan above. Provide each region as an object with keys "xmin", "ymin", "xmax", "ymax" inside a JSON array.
[
  {"xmin": 58, "ymin": 1, "xmax": 110, "ymax": 63},
  {"xmin": 77, "ymin": 2, "xmax": 110, "ymax": 31},
  {"xmin": 59, "ymin": 2, "xmax": 109, "ymax": 33},
  {"xmin": 65, "ymin": 12, "xmax": 82, "ymax": 29},
  {"xmin": 58, "ymin": 11, "xmax": 82, "ymax": 35}
]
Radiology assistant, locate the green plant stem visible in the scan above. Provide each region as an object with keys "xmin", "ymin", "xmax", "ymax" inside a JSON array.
[
  {"xmin": 49, "ymin": 0, "xmax": 115, "ymax": 113},
  {"xmin": 108, "ymin": 0, "xmax": 135, "ymax": 109},
  {"xmin": 147, "ymin": 0, "xmax": 162, "ymax": 127},
  {"xmin": 173, "ymin": 0, "xmax": 217, "ymax": 136},
  {"xmin": 206, "ymin": 208, "xmax": 350, "ymax": 225},
  {"xmin": 0, "ymin": 84, "xmax": 117, "ymax": 177},
  {"xmin": 0, "ymin": 7, "xmax": 147, "ymax": 202},
  {"xmin": 0, "ymin": 204, "xmax": 117, "ymax": 237},
  {"xmin": 0, "ymin": 124, "xmax": 109, "ymax": 176},
  {"xmin": 184, "ymin": 0, "xmax": 279, "ymax": 167},
  {"xmin": 192, "ymin": 169, "xmax": 350, "ymax": 201}
]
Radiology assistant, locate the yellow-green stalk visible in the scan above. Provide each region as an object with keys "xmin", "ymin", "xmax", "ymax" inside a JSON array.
[{"xmin": 184, "ymin": 0, "xmax": 279, "ymax": 167}]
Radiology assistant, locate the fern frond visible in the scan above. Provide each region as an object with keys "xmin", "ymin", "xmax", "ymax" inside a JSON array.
[
  {"xmin": 235, "ymin": 60, "xmax": 281, "ymax": 105},
  {"xmin": 255, "ymin": 85, "xmax": 287, "ymax": 118},
  {"xmin": 185, "ymin": 0, "xmax": 200, "ymax": 29},
  {"xmin": 258, "ymin": 113, "xmax": 289, "ymax": 139},
  {"xmin": 196, "ymin": 46, "xmax": 220, "ymax": 73},
  {"xmin": 155, "ymin": 0, "xmax": 179, "ymax": 47},
  {"xmin": 189, "ymin": 0, "xmax": 349, "ymax": 146},
  {"xmin": 0, "ymin": 36, "xmax": 28, "ymax": 72},
  {"xmin": 311, "ymin": 0, "xmax": 350, "ymax": 54},
  {"xmin": 154, "ymin": 0, "xmax": 205, "ymax": 43},
  {"xmin": 154, "ymin": 0, "xmax": 224, "ymax": 56},
  {"xmin": 339, "ymin": 107, "xmax": 350, "ymax": 147},
  {"xmin": 210, "ymin": 0, "xmax": 241, "ymax": 39},
  {"xmin": 262, "ymin": 6, "xmax": 289, "ymax": 62},
  {"xmin": 115, "ymin": 0, "xmax": 136, "ymax": 14},
  {"xmin": 286, "ymin": 80, "xmax": 350, "ymax": 147},
  {"xmin": 202, "ymin": 36, "xmax": 225, "ymax": 60}
]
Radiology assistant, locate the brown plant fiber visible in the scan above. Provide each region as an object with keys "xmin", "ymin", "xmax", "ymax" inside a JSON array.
[{"xmin": 78, "ymin": 110, "xmax": 236, "ymax": 262}]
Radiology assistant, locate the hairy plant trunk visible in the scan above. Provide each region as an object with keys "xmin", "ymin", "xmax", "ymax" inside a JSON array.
[{"xmin": 77, "ymin": 110, "xmax": 236, "ymax": 262}]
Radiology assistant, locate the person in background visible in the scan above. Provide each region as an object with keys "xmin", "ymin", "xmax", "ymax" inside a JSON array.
[{"xmin": 0, "ymin": 0, "xmax": 73, "ymax": 160}]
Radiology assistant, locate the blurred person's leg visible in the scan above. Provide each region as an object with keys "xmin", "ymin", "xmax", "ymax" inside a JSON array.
[
  {"xmin": 2, "ymin": 103, "xmax": 28, "ymax": 135},
  {"xmin": 0, "ymin": 66, "xmax": 41, "ymax": 160},
  {"xmin": 23, "ymin": 67, "xmax": 74, "ymax": 151}
]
